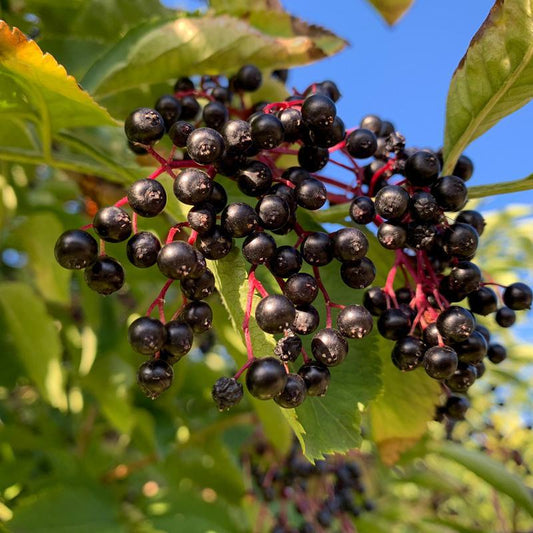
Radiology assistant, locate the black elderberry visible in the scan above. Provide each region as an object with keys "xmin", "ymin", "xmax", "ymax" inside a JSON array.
[
  {"xmin": 93, "ymin": 206, "xmax": 132, "ymax": 243},
  {"xmin": 337, "ymin": 305, "xmax": 373, "ymax": 339},
  {"xmin": 242, "ymin": 232, "xmax": 277, "ymax": 265},
  {"xmin": 443, "ymin": 223, "xmax": 479, "ymax": 259},
  {"xmin": 332, "ymin": 228, "xmax": 368, "ymax": 262},
  {"xmin": 168, "ymin": 120, "xmax": 194, "ymax": 147},
  {"xmin": 294, "ymin": 178, "xmax": 327, "ymax": 210},
  {"xmin": 298, "ymin": 361, "xmax": 331, "ymax": 396},
  {"xmin": 374, "ymin": 185, "xmax": 410, "ymax": 221},
  {"xmin": 55, "ymin": 229, "xmax": 98, "ymax": 270},
  {"xmin": 221, "ymin": 202, "xmax": 258, "ymax": 237},
  {"xmin": 350, "ymin": 196, "xmax": 375, "ymax": 225},
  {"xmin": 270, "ymin": 183, "xmax": 297, "ymax": 212},
  {"xmin": 157, "ymin": 241, "xmax": 198, "ymax": 279},
  {"xmin": 279, "ymin": 107, "xmax": 302, "ymax": 142},
  {"xmin": 495, "ymin": 307, "xmax": 516, "ymax": 328},
  {"xmin": 404, "ymin": 150, "xmax": 440, "ymax": 186},
  {"xmin": 128, "ymin": 316, "xmax": 167, "ymax": 355},
  {"xmin": 212, "ymin": 377, "xmax": 244, "ymax": 411},
  {"xmin": 237, "ymin": 160, "xmax": 273, "ymax": 196},
  {"xmin": 181, "ymin": 269, "xmax": 216, "ymax": 300},
  {"xmin": 391, "ymin": 336, "xmax": 425, "ymax": 371},
  {"xmin": 297, "ymin": 145, "xmax": 329, "ymax": 172},
  {"xmin": 453, "ymin": 154, "xmax": 474, "ymax": 181},
  {"xmin": 282, "ymin": 166, "xmax": 310, "ymax": 186},
  {"xmin": 455, "ymin": 330, "xmax": 488, "ymax": 364},
  {"xmin": 84, "ymin": 256, "xmax": 124, "ymax": 295},
  {"xmin": 187, "ymin": 203, "xmax": 217, "ymax": 234},
  {"xmin": 422, "ymin": 322, "xmax": 440, "ymax": 346},
  {"xmin": 128, "ymin": 140, "xmax": 148, "ymax": 155},
  {"xmin": 409, "ymin": 191, "xmax": 440, "ymax": 222},
  {"xmin": 128, "ymin": 179, "xmax": 167, "ymax": 217},
  {"xmin": 250, "ymin": 113, "xmax": 284, "ymax": 149},
  {"xmin": 475, "ymin": 324, "xmax": 491, "ymax": 343},
  {"xmin": 444, "ymin": 394, "xmax": 470, "ymax": 420},
  {"xmin": 221, "ymin": 119, "xmax": 253, "ymax": 153},
  {"xmin": 255, "ymin": 294, "xmax": 296, "ymax": 334},
  {"xmin": 179, "ymin": 94, "xmax": 201, "ymax": 120},
  {"xmin": 268, "ymin": 246, "xmax": 302, "ymax": 278},
  {"xmin": 292, "ymin": 305, "xmax": 320, "ymax": 335},
  {"xmin": 363, "ymin": 287, "xmax": 388, "ymax": 316},
  {"xmin": 437, "ymin": 306, "xmax": 475, "ymax": 342},
  {"xmin": 456, "ymin": 210, "xmax": 486, "ymax": 235},
  {"xmin": 487, "ymin": 343, "xmax": 507, "ymax": 364},
  {"xmin": 126, "ymin": 232, "xmax": 161, "ymax": 268},
  {"xmin": 431, "ymin": 175, "xmax": 468, "ymax": 211},
  {"xmin": 341, "ymin": 258, "xmax": 376, "ymax": 289},
  {"xmin": 202, "ymin": 101, "xmax": 228, "ymax": 130},
  {"xmin": 284, "ymin": 274, "xmax": 319, "ymax": 306},
  {"xmin": 301, "ymin": 94, "xmax": 336, "ymax": 129},
  {"xmin": 274, "ymin": 334, "xmax": 302, "ymax": 362},
  {"xmin": 503, "ymin": 282, "xmax": 532, "ymax": 310},
  {"xmin": 448, "ymin": 261, "xmax": 482, "ymax": 295},
  {"xmin": 179, "ymin": 301, "xmax": 213, "ymax": 333},
  {"xmin": 174, "ymin": 76, "xmax": 194, "ymax": 92},
  {"xmin": 246, "ymin": 357, "xmax": 287, "ymax": 400},
  {"xmin": 311, "ymin": 328, "xmax": 348, "ymax": 366},
  {"xmin": 307, "ymin": 116, "xmax": 345, "ymax": 148},
  {"xmin": 446, "ymin": 363, "xmax": 477, "ymax": 392},
  {"xmin": 124, "ymin": 107, "xmax": 165, "ymax": 145},
  {"xmin": 164, "ymin": 320, "xmax": 194, "ymax": 358},
  {"xmin": 406, "ymin": 222, "xmax": 437, "ymax": 250},
  {"xmin": 137, "ymin": 359, "xmax": 173, "ymax": 399},
  {"xmin": 235, "ymin": 64, "xmax": 262, "ymax": 92},
  {"xmin": 377, "ymin": 308, "xmax": 411, "ymax": 340},
  {"xmin": 186, "ymin": 127, "xmax": 225, "ymax": 164},
  {"xmin": 274, "ymin": 374, "xmax": 307, "ymax": 408},
  {"xmin": 301, "ymin": 232, "xmax": 334, "ymax": 266},
  {"xmin": 395, "ymin": 287, "xmax": 413, "ymax": 305},
  {"xmin": 155, "ymin": 94, "xmax": 181, "ymax": 129},
  {"xmin": 256, "ymin": 195, "xmax": 290, "ymax": 230},
  {"xmin": 423, "ymin": 345, "xmax": 458, "ymax": 379},
  {"xmin": 196, "ymin": 226, "xmax": 233, "ymax": 260},
  {"xmin": 345, "ymin": 128, "xmax": 377, "ymax": 158}
]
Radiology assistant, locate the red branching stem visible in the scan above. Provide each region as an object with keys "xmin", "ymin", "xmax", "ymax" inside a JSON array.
[
  {"xmin": 233, "ymin": 360, "xmax": 253, "ymax": 380},
  {"xmin": 384, "ymin": 263, "xmax": 399, "ymax": 307},
  {"xmin": 482, "ymin": 282, "xmax": 506, "ymax": 289},
  {"xmin": 170, "ymin": 293, "xmax": 188, "ymax": 321},
  {"xmin": 81, "ymin": 223, "xmax": 93, "ymax": 230},
  {"xmin": 263, "ymin": 99, "xmax": 304, "ymax": 114},
  {"xmin": 327, "ymin": 158, "xmax": 355, "ymax": 172},
  {"xmin": 313, "ymin": 266, "xmax": 344, "ymax": 328},
  {"xmin": 272, "ymin": 177, "xmax": 296, "ymax": 189},
  {"xmin": 270, "ymin": 147, "xmax": 300, "ymax": 156},
  {"xmin": 147, "ymin": 166, "xmax": 166, "ymax": 180},
  {"xmin": 115, "ymin": 196, "xmax": 129, "ymax": 208},
  {"xmin": 165, "ymin": 222, "xmax": 190, "ymax": 244},
  {"xmin": 174, "ymin": 89, "xmax": 215, "ymax": 102},
  {"xmin": 146, "ymin": 147, "xmax": 168, "ymax": 166},
  {"xmin": 132, "ymin": 213, "xmax": 138, "ymax": 234},
  {"xmin": 409, "ymin": 305, "xmax": 426, "ymax": 336},
  {"xmin": 167, "ymin": 159, "xmax": 207, "ymax": 171},
  {"xmin": 311, "ymin": 173, "xmax": 357, "ymax": 192},
  {"xmin": 242, "ymin": 268, "xmax": 258, "ymax": 363},
  {"xmin": 327, "ymin": 193, "xmax": 350, "ymax": 204},
  {"xmin": 369, "ymin": 158, "xmax": 396, "ymax": 196},
  {"xmin": 187, "ymin": 230, "xmax": 198, "ymax": 245},
  {"xmin": 146, "ymin": 279, "xmax": 174, "ymax": 318},
  {"xmin": 301, "ymin": 346, "xmax": 311, "ymax": 363}
]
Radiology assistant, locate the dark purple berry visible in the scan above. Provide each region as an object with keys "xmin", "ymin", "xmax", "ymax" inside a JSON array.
[
  {"xmin": 246, "ymin": 357, "xmax": 287, "ymax": 400},
  {"xmin": 55, "ymin": 229, "xmax": 98, "ymax": 269}
]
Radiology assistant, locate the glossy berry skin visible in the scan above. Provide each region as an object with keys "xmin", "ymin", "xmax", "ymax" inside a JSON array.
[
  {"xmin": 157, "ymin": 241, "xmax": 198, "ymax": 280},
  {"xmin": 282, "ymin": 166, "xmax": 310, "ymax": 185},
  {"xmin": 202, "ymin": 101, "xmax": 228, "ymax": 130},
  {"xmin": 128, "ymin": 316, "xmax": 166, "ymax": 355},
  {"xmin": 237, "ymin": 161, "xmax": 272, "ymax": 196},
  {"xmin": 235, "ymin": 64, "xmax": 262, "ymax": 91},
  {"xmin": 423, "ymin": 345, "xmax": 458, "ymax": 379},
  {"xmin": 256, "ymin": 195, "xmax": 290, "ymax": 230},
  {"xmin": 301, "ymin": 232, "xmax": 334, "ymax": 266},
  {"xmin": 127, "ymin": 232, "xmax": 161, "ymax": 268},
  {"xmin": 456, "ymin": 210, "xmax": 486, "ymax": 235},
  {"xmin": 242, "ymin": 232, "xmax": 276, "ymax": 265},
  {"xmin": 345, "ymin": 128, "xmax": 377, "ymax": 158},
  {"xmin": 164, "ymin": 320, "xmax": 194, "ymax": 357},
  {"xmin": 448, "ymin": 261, "xmax": 482, "ymax": 295},
  {"xmin": 274, "ymin": 334, "xmax": 302, "ymax": 362},
  {"xmin": 406, "ymin": 223, "xmax": 437, "ymax": 251},
  {"xmin": 446, "ymin": 363, "xmax": 477, "ymax": 392},
  {"xmin": 443, "ymin": 223, "xmax": 479, "ymax": 258},
  {"xmin": 409, "ymin": 191, "xmax": 440, "ymax": 222},
  {"xmin": 431, "ymin": 175, "xmax": 468, "ymax": 211},
  {"xmin": 179, "ymin": 95, "xmax": 201, "ymax": 120},
  {"xmin": 255, "ymin": 294, "xmax": 296, "ymax": 334},
  {"xmin": 292, "ymin": 305, "xmax": 320, "ymax": 335},
  {"xmin": 404, "ymin": 150, "xmax": 440, "ymax": 186},
  {"xmin": 453, "ymin": 154, "xmax": 474, "ymax": 181},
  {"xmin": 93, "ymin": 206, "xmax": 132, "ymax": 243},
  {"xmin": 437, "ymin": 306, "xmax": 475, "ymax": 342},
  {"xmin": 363, "ymin": 287, "xmax": 387, "ymax": 316},
  {"xmin": 475, "ymin": 324, "xmax": 491, "ymax": 343},
  {"xmin": 207, "ymin": 181, "xmax": 228, "ymax": 213},
  {"xmin": 340, "ymin": 258, "xmax": 376, "ymax": 289},
  {"xmin": 54, "ymin": 229, "xmax": 98, "ymax": 269},
  {"xmin": 279, "ymin": 107, "xmax": 302, "ymax": 142},
  {"xmin": 179, "ymin": 301, "xmax": 213, "ymax": 333},
  {"xmin": 377, "ymin": 308, "xmax": 411, "ymax": 340},
  {"xmin": 168, "ymin": 120, "xmax": 194, "ymax": 147},
  {"xmin": 187, "ymin": 203, "xmax": 216, "ymax": 234},
  {"xmin": 174, "ymin": 168, "xmax": 213, "ymax": 205},
  {"xmin": 350, "ymin": 196, "xmax": 375, "ymax": 225},
  {"xmin": 337, "ymin": 305, "xmax": 373, "ymax": 339},
  {"xmin": 221, "ymin": 202, "xmax": 258, "ymax": 237},
  {"xmin": 195, "ymin": 226, "xmax": 233, "ymax": 260},
  {"xmin": 311, "ymin": 328, "xmax": 348, "ymax": 367},
  {"xmin": 374, "ymin": 185, "xmax": 409, "ymax": 221},
  {"xmin": 186, "ymin": 127, "xmax": 225, "ymax": 164},
  {"xmin": 274, "ymin": 373, "xmax": 307, "ymax": 408},
  {"xmin": 124, "ymin": 107, "xmax": 165, "ymax": 145},
  {"xmin": 128, "ymin": 179, "xmax": 167, "ymax": 217},
  {"xmin": 283, "ymin": 273, "xmax": 319, "ymax": 306},
  {"xmin": 246, "ymin": 357, "xmax": 287, "ymax": 400},
  {"xmin": 391, "ymin": 336, "xmax": 425, "ymax": 371},
  {"xmin": 503, "ymin": 282, "xmax": 532, "ymax": 310},
  {"xmin": 445, "ymin": 394, "xmax": 470, "ymax": 420},
  {"xmin": 301, "ymin": 94, "xmax": 336, "ymax": 129},
  {"xmin": 455, "ymin": 330, "xmax": 488, "ymax": 364},
  {"xmin": 221, "ymin": 119, "xmax": 252, "ymax": 153},
  {"xmin": 332, "ymin": 228, "xmax": 368, "ymax": 262},
  {"xmin": 298, "ymin": 145, "xmax": 329, "ymax": 172},
  {"xmin": 154, "ymin": 94, "xmax": 181, "ymax": 129},
  {"xmin": 495, "ymin": 307, "xmax": 516, "ymax": 327},
  {"xmin": 181, "ymin": 269, "xmax": 216, "ymax": 300},
  {"xmin": 487, "ymin": 343, "xmax": 507, "ymax": 364},
  {"xmin": 295, "ymin": 178, "xmax": 327, "ymax": 210},
  {"xmin": 360, "ymin": 114, "xmax": 382, "ymax": 135},
  {"xmin": 298, "ymin": 361, "xmax": 331, "ymax": 396},
  {"xmin": 212, "ymin": 377, "xmax": 243, "ymax": 411},
  {"xmin": 250, "ymin": 114, "xmax": 284, "ymax": 149},
  {"xmin": 377, "ymin": 223, "xmax": 407, "ymax": 250},
  {"xmin": 84, "ymin": 256, "xmax": 124, "ymax": 295},
  {"xmin": 137, "ymin": 359, "xmax": 173, "ymax": 399},
  {"xmin": 268, "ymin": 246, "xmax": 302, "ymax": 278}
]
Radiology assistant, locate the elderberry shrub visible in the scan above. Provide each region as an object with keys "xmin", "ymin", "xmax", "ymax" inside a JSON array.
[
  {"xmin": 241, "ymin": 435, "xmax": 375, "ymax": 532},
  {"xmin": 54, "ymin": 67, "xmax": 530, "ymax": 419}
]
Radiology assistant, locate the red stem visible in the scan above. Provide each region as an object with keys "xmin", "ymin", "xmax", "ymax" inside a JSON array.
[{"xmin": 146, "ymin": 279, "xmax": 174, "ymax": 318}]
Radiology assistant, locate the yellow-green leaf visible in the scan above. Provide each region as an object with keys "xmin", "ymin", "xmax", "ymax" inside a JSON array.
[
  {"xmin": 443, "ymin": 0, "xmax": 533, "ymax": 174},
  {"xmin": 366, "ymin": 0, "xmax": 414, "ymax": 25}
]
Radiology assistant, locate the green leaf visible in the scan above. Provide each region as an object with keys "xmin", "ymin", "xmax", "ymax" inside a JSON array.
[
  {"xmin": 82, "ymin": 14, "xmax": 346, "ymax": 102},
  {"xmin": 443, "ymin": 0, "xmax": 533, "ymax": 174},
  {"xmin": 9, "ymin": 485, "xmax": 123, "ymax": 533},
  {"xmin": 210, "ymin": 0, "xmax": 283, "ymax": 15},
  {"xmin": 366, "ymin": 0, "xmax": 414, "ymax": 25},
  {"xmin": 468, "ymin": 173, "xmax": 533, "ymax": 198},
  {"xmin": 0, "ymin": 282, "xmax": 67, "ymax": 410},
  {"xmin": 369, "ymin": 336, "xmax": 441, "ymax": 465},
  {"xmin": 429, "ymin": 440, "xmax": 533, "ymax": 517}
]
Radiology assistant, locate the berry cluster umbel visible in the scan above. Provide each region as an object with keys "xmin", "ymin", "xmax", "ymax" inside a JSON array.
[
  {"xmin": 55, "ymin": 64, "xmax": 531, "ymax": 419},
  {"xmin": 242, "ymin": 436, "xmax": 373, "ymax": 533}
]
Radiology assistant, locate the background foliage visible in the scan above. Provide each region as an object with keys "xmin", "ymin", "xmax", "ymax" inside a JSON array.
[{"xmin": 0, "ymin": 0, "xmax": 532, "ymax": 531}]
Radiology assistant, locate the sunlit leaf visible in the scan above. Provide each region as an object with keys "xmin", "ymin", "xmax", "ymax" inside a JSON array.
[{"xmin": 366, "ymin": 0, "xmax": 414, "ymax": 25}]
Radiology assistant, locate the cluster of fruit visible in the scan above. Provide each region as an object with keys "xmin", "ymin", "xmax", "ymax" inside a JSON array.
[
  {"xmin": 242, "ymin": 436, "xmax": 373, "ymax": 533},
  {"xmin": 54, "ymin": 64, "xmax": 531, "ymax": 417}
]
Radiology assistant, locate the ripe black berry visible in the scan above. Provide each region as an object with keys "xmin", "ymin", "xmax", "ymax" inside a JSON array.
[
  {"xmin": 179, "ymin": 95, "xmax": 201, "ymax": 120},
  {"xmin": 443, "ymin": 223, "xmax": 479, "ymax": 258},
  {"xmin": 212, "ymin": 377, "xmax": 244, "ymax": 411},
  {"xmin": 246, "ymin": 357, "xmax": 287, "ymax": 400},
  {"xmin": 168, "ymin": 120, "xmax": 194, "ymax": 147},
  {"xmin": 495, "ymin": 307, "xmax": 516, "ymax": 327},
  {"xmin": 487, "ymin": 343, "xmax": 507, "ymax": 364},
  {"xmin": 268, "ymin": 246, "xmax": 302, "ymax": 278},
  {"xmin": 274, "ymin": 333, "xmax": 302, "ymax": 362},
  {"xmin": 186, "ymin": 127, "xmax": 225, "ymax": 164},
  {"xmin": 301, "ymin": 232, "xmax": 334, "ymax": 266},
  {"xmin": 242, "ymin": 232, "xmax": 276, "ymax": 265},
  {"xmin": 404, "ymin": 150, "xmax": 440, "ymax": 186},
  {"xmin": 279, "ymin": 107, "xmax": 302, "ymax": 142},
  {"xmin": 377, "ymin": 222, "xmax": 407, "ymax": 249},
  {"xmin": 431, "ymin": 175, "xmax": 468, "ymax": 211},
  {"xmin": 237, "ymin": 161, "xmax": 273, "ymax": 196},
  {"xmin": 255, "ymin": 294, "xmax": 296, "ymax": 334},
  {"xmin": 195, "ymin": 226, "xmax": 233, "ymax": 260},
  {"xmin": 164, "ymin": 320, "xmax": 194, "ymax": 358},
  {"xmin": 181, "ymin": 269, "xmax": 216, "ymax": 300},
  {"xmin": 202, "ymin": 101, "xmax": 228, "ymax": 130},
  {"xmin": 179, "ymin": 301, "xmax": 213, "ymax": 333},
  {"xmin": 311, "ymin": 328, "xmax": 348, "ymax": 366},
  {"xmin": 174, "ymin": 168, "xmax": 213, "ymax": 205},
  {"xmin": 157, "ymin": 241, "xmax": 198, "ymax": 279},
  {"xmin": 377, "ymin": 308, "xmax": 411, "ymax": 340},
  {"xmin": 406, "ymin": 222, "xmax": 437, "ymax": 250},
  {"xmin": 374, "ymin": 185, "xmax": 409, "ymax": 221},
  {"xmin": 274, "ymin": 374, "xmax": 307, "ymax": 408},
  {"xmin": 295, "ymin": 178, "xmax": 327, "ymax": 210},
  {"xmin": 409, "ymin": 191, "xmax": 440, "ymax": 222},
  {"xmin": 448, "ymin": 261, "xmax": 481, "ymax": 295},
  {"xmin": 446, "ymin": 363, "xmax": 477, "ymax": 392},
  {"xmin": 437, "ymin": 306, "xmax": 475, "ymax": 342},
  {"xmin": 155, "ymin": 94, "xmax": 181, "ymax": 129},
  {"xmin": 126, "ymin": 232, "xmax": 161, "ymax": 268},
  {"xmin": 298, "ymin": 362, "xmax": 330, "ymax": 396},
  {"xmin": 283, "ymin": 273, "xmax": 319, "ymax": 306},
  {"xmin": 423, "ymin": 345, "xmax": 458, "ymax": 379},
  {"xmin": 391, "ymin": 336, "xmax": 425, "ymax": 371},
  {"xmin": 340, "ymin": 257, "xmax": 376, "ymax": 289},
  {"xmin": 298, "ymin": 145, "xmax": 329, "ymax": 172},
  {"xmin": 455, "ymin": 330, "xmax": 488, "ymax": 364},
  {"xmin": 221, "ymin": 202, "xmax": 258, "ymax": 237},
  {"xmin": 128, "ymin": 316, "xmax": 166, "ymax": 355},
  {"xmin": 55, "ymin": 229, "xmax": 98, "ymax": 269},
  {"xmin": 360, "ymin": 114, "xmax": 382, "ymax": 135},
  {"xmin": 256, "ymin": 195, "xmax": 290, "ymax": 230},
  {"xmin": 235, "ymin": 64, "xmax": 262, "ymax": 91},
  {"xmin": 456, "ymin": 210, "xmax": 486, "ymax": 235},
  {"xmin": 137, "ymin": 359, "xmax": 173, "ymax": 399},
  {"xmin": 345, "ymin": 129, "xmax": 377, "ymax": 158},
  {"xmin": 503, "ymin": 282, "xmax": 532, "ymax": 310},
  {"xmin": 453, "ymin": 154, "xmax": 474, "ymax": 181},
  {"xmin": 350, "ymin": 196, "xmax": 375, "ymax": 225},
  {"xmin": 250, "ymin": 113, "xmax": 284, "ymax": 149},
  {"xmin": 332, "ymin": 228, "xmax": 368, "ymax": 262},
  {"xmin": 93, "ymin": 206, "xmax": 132, "ymax": 243},
  {"xmin": 124, "ymin": 107, "xmax": 165, "ymax": 145},
  {"xmin": 221, "ymin": 119, "xmax": 252, "ymax": 153},
  {"xmin": 84, "ymin": 256, "xmax": 124, "ymax": 295},
  {"xmin": 337, "ymin": 305, "xmax": 373, "ymax": 339},
  {"xmin": 444, "ymin": 394, "xmax": 470, "ymax": 420},
  {"xmin": 187, "ymin": 203, "xmax": 216, "ymax": 234},
  {"xmin": 301, "ymin": 94, "xmax": 336, "ymax": 129},
  {"xmin": 128, "ymin": 179, "xmax": 167, "ymax": 217},
  {"xmin": 292, "ymin": 305, "xmax": 320, "ymax": 335},
  {"xmin": 363, "ymin": 287, "xmax": 387, "ymax": 316}
]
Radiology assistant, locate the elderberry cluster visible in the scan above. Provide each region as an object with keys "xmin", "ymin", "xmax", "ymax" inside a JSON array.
[
  {"xmin": 242, "ymin": 436, "xmax": 373, "ymax": 533},
  {"xmin": 54, "ymin": 64, "xmax": 531, "ymax": 418}
]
